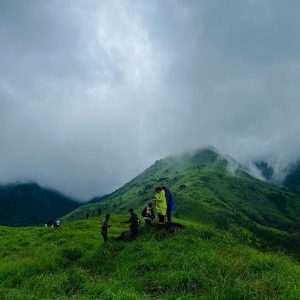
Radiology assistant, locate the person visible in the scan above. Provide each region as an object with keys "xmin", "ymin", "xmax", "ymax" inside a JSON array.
[
  {"xmin": 97, "ymin": 207, "xmax": 102, "ymax": 217},
  {"xmin": 86, "ymin": 213, "xmax": 89, "ymax": 219},
  {"xmin": 162, "ymin": 186, "xmax": 174, "ymax": 223},
  {"xmin": 47, "ymin": 219, "xmax": 53, "ymax": 227},
  {"xmin": 154, "ymin": 187, "xmax": 167, "ymax": 224},
  {"xmin": 54, "ymin": 219, "xmax": 61, "ymax": 228},
  {"xmin": 122, "ymin": 208, "xmax": 140, "ymax": 240},
  {"xmin": 142, "ymin": 203, "xmax": 155, "ymax": 226},
  {"xmin": 101, "ymin": 214, "xmax": 111, "ymax": 242}
]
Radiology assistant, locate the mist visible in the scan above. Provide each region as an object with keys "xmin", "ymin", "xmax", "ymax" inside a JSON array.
[{"xmin": 1, "ymin": 0, "xmax": 300, "ymax": 199}]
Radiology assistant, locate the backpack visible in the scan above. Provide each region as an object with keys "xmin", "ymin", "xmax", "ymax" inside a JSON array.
[{"xmin": 142, "ymin": 207, "xmax": 147, "ymax": 217}]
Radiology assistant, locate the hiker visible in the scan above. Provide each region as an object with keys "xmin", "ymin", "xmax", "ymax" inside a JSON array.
[
  {"xmin": 54, "ymin": 219, "xmax": 60, "ymax": 228},
  {"xmin": 101, "ymin": 214, "xmax": 111, "ymax": 242},
  {"xmin": 97, "ymin": 207, "xmax": 102, "ymax": 217},
  {"xmin": 142, "ymin": 203, "xmax": 155, "ymax": 226},
  {"xmin": 122, "ymin": 208, "xmax": 140, "ymax": 240},
  {"xmin": 86, "ymin": 213, "xmax": 89, "ymax": 219},
  {"xmin": 154, "ymin": 187, "xmax": 167, "ymax": 224},
  {"xmin": 46, "ymin": 219, "xmax": 54, "ymax": 227},
  {"xmin": 162, "ymin": 186, "xmax": 174, "ymax": 223}
]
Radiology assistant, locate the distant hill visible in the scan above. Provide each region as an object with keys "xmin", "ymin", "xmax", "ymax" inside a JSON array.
[
  {"xmin": 254, "ymin": 159, "xmax": 300, "ymax": 194},
  {"xmin": 253, "ymin": 160, "xmax": 275, "ymax": 181},
  {"xmin": 283, "ymin": 161, "xmax": 300, "ymax": 194},
  {"xmin": 63, "ymin": 148, "xmax": 300, "ymax": 254},
  {"xmin": 0, "ymin": 181, "xmax": 81, "ymax": 226}
]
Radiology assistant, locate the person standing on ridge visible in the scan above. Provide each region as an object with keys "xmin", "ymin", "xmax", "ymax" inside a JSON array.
[
  {"xmin": 101, "ymin": 214, "xmax": 111, "ymax": 242},
  {"xmin": 97, "ymin": 207, "xmax": 102, "ymax": 217},
  {"xmin": 154, "ymin": 187, "xmax": 167, "ymax": 224},
  {"xmin": 162, "ymin": 186, "xmax": 174, "ymax": 223},
  {"xmin": 142, "ymin": 203, "xmax": 155, "ymax": 226},
  {"xmin": 122, "ymin": 208, "xmax": 140, "ymax": 240}
]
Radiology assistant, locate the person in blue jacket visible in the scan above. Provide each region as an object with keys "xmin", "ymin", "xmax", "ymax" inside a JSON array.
[{"xmin": 162, "ymin": 186, "xmax": 174, "ymax": 223}]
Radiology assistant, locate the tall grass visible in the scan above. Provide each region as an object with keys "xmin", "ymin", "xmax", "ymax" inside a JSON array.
[{"xmin": 0, "ymin": 216, "xmax": 299, "ymax": 299}]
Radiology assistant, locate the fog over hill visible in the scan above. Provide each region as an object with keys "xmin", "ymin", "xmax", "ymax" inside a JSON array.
[{"xmin": 1, "ymin": 0, "xmax": 300, "ymax": 199}]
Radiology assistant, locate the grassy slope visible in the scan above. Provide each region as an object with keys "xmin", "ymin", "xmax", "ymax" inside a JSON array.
[
  {"xmin": 63, "ymin": 149, "xmax": 300, "ymax": 257},
  {"xmin": 0, "ymin": 217, "xmax": 300, "ymax": 300}
]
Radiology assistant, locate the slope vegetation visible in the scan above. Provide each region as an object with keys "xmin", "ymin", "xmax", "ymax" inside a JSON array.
[
  {"xmin": 64, "ymin": 149, "xmax": 300, "ymax": 256},
  {"xmin": 283, "ymin": 161, "xmax": 300, "ymax": 194},
  {"xmin": 0, "ymin": 182, "xmax": 81, "ymax": 226},
  {"xmin": 0, "ymin": 217, "xmax": 299, "ymax": 299}
]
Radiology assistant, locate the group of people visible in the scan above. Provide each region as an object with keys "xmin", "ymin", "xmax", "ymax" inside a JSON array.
[
  {"xmin": 101, "ymin": 186, "xmax": 174, "ymax": 242},
  {"xmin": 45, "ymin": 219, "xmax": 60, "ymax": 228}
]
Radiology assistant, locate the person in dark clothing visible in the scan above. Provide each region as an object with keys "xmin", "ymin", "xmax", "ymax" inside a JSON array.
[
  {"xmin": 86, "ymin": 213, "xmax": 89, "ymax": 219},
  {"xmin": 97, "ymin": 207, "xmax": 102, "ymax": 217},
  {"xmin": 46, "ymin": 219, "xmax": 53, "ymax": 227},
  {"xmin": 142, "ymin": 203, "xmax": 155, "ymax": 226},
  {"xmin": 53, "ymin": 219, "xmax": 60, "ymax": 228},
  {"xmin": 162, "ymin": 186, "xmax": 174, "ymax": 223},
  {"xmin": 101, "ymin": 214, "xmax": 111, "ymax": 242},
  {"xmin": 122, "ymin": 208, "xmax": 139, "ymax": 240}
]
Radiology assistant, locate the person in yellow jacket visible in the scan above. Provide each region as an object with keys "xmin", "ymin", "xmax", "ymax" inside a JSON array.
[{"xmin": 154, "ymin": 187, "xmax": 167, "ymax": 224}]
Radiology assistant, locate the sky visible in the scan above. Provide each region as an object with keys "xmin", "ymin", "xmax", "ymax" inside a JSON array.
[{"xmin": 1, "ymin": 0, "xmax": 300, "ymax": 199}]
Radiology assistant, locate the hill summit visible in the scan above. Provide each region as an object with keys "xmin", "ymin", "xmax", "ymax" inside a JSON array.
[{"xmin": 64, "ymin": 148, "xmax": 300, "ymax": 256}]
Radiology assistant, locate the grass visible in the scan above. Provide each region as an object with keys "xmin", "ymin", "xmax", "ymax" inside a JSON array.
[
  {"xmin": 63, "ymin": 149, "xmax": 300, "ymax": 259},
  {"xmin": 0, "ymin": 216, "xmax": 299, "ymax": 299}
]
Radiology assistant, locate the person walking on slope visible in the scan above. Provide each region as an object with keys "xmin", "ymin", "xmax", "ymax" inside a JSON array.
[
  {"xmin": 101, "ymin": 214, "xmax": 111, "ymax": 242},
  {"xmin": 142, "ymin": 203, "xmax": 155, "ymax": 226},
  {"xmin": 154, "ymin": 187, "xmax": 167, "ymax": 224},
  {"xmin": 162, "ymin": 186, "xmax": 174, "ymax": 223},
  {"xmin": 122, "ymin": 208, "xmax": 140, "ymax": 240},
  {"xmin": 97, "ymin": 207, "xmax": 102, "ymax": 217}
]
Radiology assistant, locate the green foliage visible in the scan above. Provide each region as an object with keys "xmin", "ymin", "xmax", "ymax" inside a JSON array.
[
  {"xmin": 0, "ymin": 182, "xmax": 81, "ymax": 226},
  {"xmin": 63, "ymin": 149, "xmax": 300, "ymax": 257},
  {"xmin": 283, "ymin": 160, "xmax": 300, "ymax": 194},
  {"xmin": 0, "ymin": 217, "xmax": 299, "ymax": 299}
]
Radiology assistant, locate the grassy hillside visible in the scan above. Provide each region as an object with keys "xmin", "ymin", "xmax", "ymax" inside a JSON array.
[
  {"xmin": 63, "ymin": 149, "xmax": 300, "ymax": 256},
  {"xmin": 254, "ymin": 160, "xmax": 300, "ymax": 195},
  {"xmin": 283, "ymin": 161, "xmax": 300, "ymax": 194},
  {"xmin": 0, "ymin": 182, "xmax": 81, "ymax": 226},
  {"xmin": 0, "ymin": 217, "xmax": 299, "ymax": 299}
]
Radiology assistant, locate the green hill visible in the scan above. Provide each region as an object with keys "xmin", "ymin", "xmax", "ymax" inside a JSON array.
[
  {"xmin": 63, "ymin": 149, "xmax": 300, "ymax": 256},
  {"xmin": 254, "ymin": 159, "xmax": 300, "ymax": 194},
  {"xmin": 283, "ymin": 161, "xmax": 300, "ymax": 194},
  {"xmin": 0, "ymin": 182, "xmax": 81, "ymax": 226},
  {"xmin": 0, "ymin": 217, "xmax": 299, "ymax": 299}
]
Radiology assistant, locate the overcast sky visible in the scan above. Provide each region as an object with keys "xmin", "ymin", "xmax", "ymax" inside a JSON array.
[{"xmin": 1, "ymin": 0, "xmax": 300, "ymax": 199}]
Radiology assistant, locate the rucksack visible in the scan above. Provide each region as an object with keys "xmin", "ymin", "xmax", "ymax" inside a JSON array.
[{"xmin": 142, "ymin": 207, "xmax": 147, "ymax": 217}]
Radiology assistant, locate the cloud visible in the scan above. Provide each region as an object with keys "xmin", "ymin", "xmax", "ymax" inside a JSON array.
[{"xmin": 0, "ymin": 0, "xmax": 300, "ymax": 198}]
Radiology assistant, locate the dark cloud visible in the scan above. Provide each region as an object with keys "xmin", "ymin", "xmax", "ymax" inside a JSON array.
[{"xmin": 1, "ymin": 0, "xmax": 300, "ymax": 199}]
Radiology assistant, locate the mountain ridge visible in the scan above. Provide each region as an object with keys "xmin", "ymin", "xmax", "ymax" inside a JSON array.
[
  {"xmin": 0, "ymin": 181, "xmax": 82, "ymax": 226},
  {"xmin": 63, "ymin": 148, "xmax": 300, "ymax": 257},
  {"xmin": 253, "ymin": 159, "xmax": 300, "ymax": 194}
]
